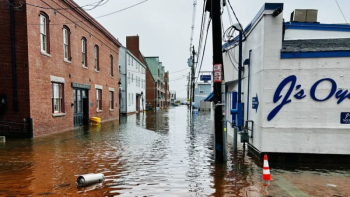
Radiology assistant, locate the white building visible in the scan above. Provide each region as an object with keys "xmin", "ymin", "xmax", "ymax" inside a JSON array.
[
  {"xmin": 170, "ymin": 90, "xmax": 176, "ymax": 105},
  {"xmin": 222, "ymin": 3, "xmax": 350, "ymax": 157},
  {"xmin": 119, "ymin": 47, "xmax": 146, "ymax": 114}
]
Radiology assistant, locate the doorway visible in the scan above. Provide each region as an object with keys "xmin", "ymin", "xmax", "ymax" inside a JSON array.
[
  {"xmin": 73, "ymin": 89, "xmax": 89, "ymax": 127},
  {"xmin": 136, "ymin": 95, "xmax": 140, "ymax": 112}
]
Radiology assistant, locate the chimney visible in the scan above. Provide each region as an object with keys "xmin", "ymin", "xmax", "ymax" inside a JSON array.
[{"xmin": 126, "ymin": 36, "xmax": 139, "ymax": 56}]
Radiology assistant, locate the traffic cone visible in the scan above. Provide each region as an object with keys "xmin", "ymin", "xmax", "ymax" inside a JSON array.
[{"xmin": 262, "ymin": 154, "xmax": 273, "ymax": 181}]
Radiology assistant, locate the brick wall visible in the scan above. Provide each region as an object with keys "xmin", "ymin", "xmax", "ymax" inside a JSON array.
[
  {"xmin": 25, "ymin": 0, "xmax": 120, "ymax": 136},
  {"xmin": 145, "ymin": 68, "xmax": 156, "ymax": 108},
  {"xmin": 0, "ymin": 0, "xmax": 30, "ymax": 123}
]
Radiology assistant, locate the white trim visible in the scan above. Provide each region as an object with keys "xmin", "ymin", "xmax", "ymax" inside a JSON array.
[
  {"xmin": 50, "ymin": 75, "xmax": 65, "ymax": 83},
  {"xmin": 41, "ymin": 51, "xmax": 51, "ymax": 57},
  {"xmin": 96, "ymin": 110, "xmax": 103, "ymax": 113},
  {"xmin": 95, "ymin": 84, "xmax": 103, "ymax": 90},
  {"xmin": 109, "ymin": 109, "xmax": 114, "ymax": 112},
  {"xmin": 52, "ymin": 113, "xmax": 66, "ymax": 117},
  {"xmin": 109, "ymin": 87, "xmax": 115, "ymax": 91},
  {"xmin": 82, "ymin": 65, "xmax": 88, "ymax": 69},
  {"xmin": 64, "ymin": 59, "xmax": 71, "ymax": 64}
]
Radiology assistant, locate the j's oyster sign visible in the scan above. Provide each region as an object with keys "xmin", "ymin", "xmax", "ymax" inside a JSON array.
[{"xmin": 268, "ymin": 75, "xmax": 350, "ymax": 121}]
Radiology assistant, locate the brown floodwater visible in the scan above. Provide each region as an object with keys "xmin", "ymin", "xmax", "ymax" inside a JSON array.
[{"xmin": 0, "ymin": 106, "xmax": 349, "ymax": 196}]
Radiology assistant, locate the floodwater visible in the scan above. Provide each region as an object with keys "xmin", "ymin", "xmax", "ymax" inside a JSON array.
[{"xmin": 0, "ymin": 106, "xmax": 350, "ymax": 196}]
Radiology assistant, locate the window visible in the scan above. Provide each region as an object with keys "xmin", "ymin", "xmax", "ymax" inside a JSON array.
[
  {"xmin": 40, "ymin": 13, "xmax": 50, "ymax": 53},
  {"xmin": 109, "ymin": 91, "xmax": 114, "ymax": 110},
  {"xmin": 128, "ymin": 93, "xmax": 131, "ymax": 106},
  {"xmin": 110, "ymin": 55, "xmax": 114, "ymax": 77},
  {"xmin": 52, "ymin": 83, "xmax": 64, "ymax": 113},
  {"xmin": 94, "ymin": 45, "xmax": 99, "ymax": 71},
  {"xmin": 96, "ymin": 89, "xmax": 102, "ymax": 110},
  {"xmin": 63, "ymin": 26, "xmax": 71, "ymax": 61},
  {"xmin": 199, "ymin": 85, "xmax": 204, "ymax": 94},
  {"xmin": 82, "ymin": 37, "xmax": 87, "ymax": 67},
  {"xmin": 128, "ymin": 55, "xmax": 130, "ymax": 65},
  {"xmin": 132, "ymin": 58, "xmax": 133, "ymax": 66},
  {"xmin": 128, "ymin": 72, "xmax": 130, "ymax": 84}
]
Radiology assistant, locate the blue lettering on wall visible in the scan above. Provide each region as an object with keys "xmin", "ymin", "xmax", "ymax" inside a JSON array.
[{"xmin": 268, "ymin": 75, "xmax": 350, "ymax": 121}]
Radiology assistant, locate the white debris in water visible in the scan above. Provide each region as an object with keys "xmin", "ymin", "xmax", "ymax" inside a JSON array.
[{"xmin": 326, "ymin": 184, "xmax": 337, "ymax": 188}]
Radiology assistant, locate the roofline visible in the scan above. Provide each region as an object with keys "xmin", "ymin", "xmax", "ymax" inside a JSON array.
[
  {"xmin": 284, "ymin": 22, "xmax": 350, "ymax": 32},
  {"xmin": 222, "ymin": 3, "xmax": 284, "ymax": 49},
  {"xmin": 63, "ymin": 0, "xmax": 122, "ymax": 47},
  {"xmin": 140, "ymin": 52, "xmax": 157, "ymax": 82}
]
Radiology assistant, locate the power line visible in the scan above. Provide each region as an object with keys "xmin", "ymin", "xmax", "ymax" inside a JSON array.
[
  {"xmin": 195, "ymin": 18, "xmax": 211, "ymax": 83},
  {"xmin": 227, "ymin": 0, "xmax": 246, "ymax": 37},
  {"xmin": 195, "ymin": 0, "xmax": 207, "ymax": 71},
  {"xmin": 28, "ymin": 0, "xmax": 149, "ymax": 25},
  {"xmin": 25, "ymin": 0, "xmax": 108, "ymax": 11},
  {"xmin": 334, "ymin": 0, "xmax": 348, "ymax": 25},
  {"xmin": 170, "ymin": 76, "xmax": 188, "ymax": 82},
  {"xmin": 171, "ymin": 68, "xmax": 190, "ymax": 74}
]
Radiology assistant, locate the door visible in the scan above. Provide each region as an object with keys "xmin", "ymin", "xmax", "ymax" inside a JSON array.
[
  {"xmin": 74, "ymin": 89, "xmax": 88, "ymax": 127},
  {"xmin": 136, "ymin": 95, "xmax": 139, "ymax": 112}
]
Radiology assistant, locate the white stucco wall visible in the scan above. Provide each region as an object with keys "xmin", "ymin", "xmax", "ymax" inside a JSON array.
[{"xmin": 223, "ymin": 9, "xmax": 350, "ymax": 154}]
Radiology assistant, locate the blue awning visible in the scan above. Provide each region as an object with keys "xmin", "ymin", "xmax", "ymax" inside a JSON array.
[{"xmin": 204, "ymin": 92, "xmax": 214, "ymax": 102}]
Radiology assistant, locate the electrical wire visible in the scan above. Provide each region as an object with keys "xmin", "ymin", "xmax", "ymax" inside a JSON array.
[
  {"xmin": 28, "ymin": 0, "xmax": 149, "ymax": 26},
  {"xmin": 227, "ymin": 0, "xmax": 246, "ymax": 37},
  {"xmin": 25, "ymin": 0, "xmax": 107, "ymax": 11},
  {"xmin": 334, "ymin": 0, "xmax": 349, "ymax": 25},
  {"xmin": 189, "ymin": 0, "xmax": 197, "ymax": 52},
  {"xmin": 195, "ymin": 18, "xmax": 211, "ymax": 83},
  {"xmin": 195, "ymin": 0, "xmax": 207, "ymax": 71}
]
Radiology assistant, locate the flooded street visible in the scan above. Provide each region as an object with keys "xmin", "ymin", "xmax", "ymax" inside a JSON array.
[{"xmin": 1, "ymin": 106, "xmax": 350, "ymax": 196}]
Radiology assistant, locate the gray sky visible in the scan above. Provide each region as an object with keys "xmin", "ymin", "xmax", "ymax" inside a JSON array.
[{"xmin": 76, "ymin": 0, "xmax": 350, "ymax": 98}]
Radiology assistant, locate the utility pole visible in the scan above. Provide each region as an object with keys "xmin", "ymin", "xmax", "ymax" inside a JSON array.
[
  {"xmin": 191, "ymin": 46, "xmax": 196, "ymax": 114},
  {"xmin": 211, "ymin": 0, "xmax": 226, "ymax": 162}
]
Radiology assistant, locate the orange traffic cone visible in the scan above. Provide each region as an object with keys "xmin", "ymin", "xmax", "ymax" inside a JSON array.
[{"xmin": 262, "ymin": 154, "xmax": 273, "ymax": 181}]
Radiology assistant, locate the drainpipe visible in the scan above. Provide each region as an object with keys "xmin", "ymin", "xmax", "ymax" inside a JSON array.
[
  {"xmin": 244, "ymin": 50, "xmax": 254, "ymax": 138},
  {"xmin": 10, "ymin": 0, "xmax": 18, "ymax": 112}
]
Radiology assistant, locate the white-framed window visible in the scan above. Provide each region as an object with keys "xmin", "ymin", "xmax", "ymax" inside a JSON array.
[
  {"xmin": 52, "ymin": 83, "xmax": 64, "ymax": 113},
  {"xmin": 128, "ymin": 93, "xmax": 131, "ymax": 106},
  {"xmin": 128, "ymin": 55, "xmax": 130, "ymax": 65},
  {"xmin": 40, "ymin": 13, "xmax": 49, "ymax": 53},
  {"xmin": 128, "ymin": 72, "xmax": 130, "ymax": 84},
  {"xmin": 82, "ymin": 37, "xmax": 87, "ymax": 67},
  {"xmin": 109, "ymin": 91, "xmax": 114, "ymax": 110},
  {"xmin": 199, "ymin": 85, "xmax": 204, "ymax": 94},
  {"xmin": 63, "ymin": 27, "xmax": 69, "ymax": 60},
  {"xmin": 94, "ymin": 45, "xmax": 99, "ymax": 71},
  {"xmin": 96, "ymin": 88, "xmax": 102, "ymax": 110}
]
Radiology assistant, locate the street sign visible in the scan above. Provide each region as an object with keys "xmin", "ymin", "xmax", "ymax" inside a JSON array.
[
  {"xmin": 341, "ymin": 112, "xmax": 350, "ymax": 124},
  {"xmin": 200, "ymin": 75, "xmax": 211, "ymax": 81},
  {"xmin": 213, "ymin": 64, "xmax": 222, "ymax": 83},
  {"xmin": 252, "ymin": 94, "xmax": 259, "ymax": 112}
]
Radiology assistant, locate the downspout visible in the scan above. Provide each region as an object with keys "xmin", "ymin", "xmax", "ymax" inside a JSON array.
[
  {"xmin": 125, "ymin": 51, "xmax": 128, "ymax": 114},
  {"xmin": 245, "ymin": 50, "xmax": 254, "ymax": 138},
  {"xmin": 10, "ymin": 0, "xmax": 18, "ymax": 112}
]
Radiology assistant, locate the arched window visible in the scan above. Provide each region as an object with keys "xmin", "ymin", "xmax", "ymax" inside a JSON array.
[
  {"xmin": 94, "ymin": 45, "xmax": 99, "ymax": 71},
  {"xmin": 40, "ymin": 12, "xmax": 50, "ymax": 53},
  {"xmin": 110, "ymin": 55, "xmax": 113, "ymax": 77},
  {"xmin": 63, "ymin": 26, "xmax": 71, "ymax": 61},
  {"xmin": 82, "ymin": 37, "xmax": 87, "ymax": 67}
]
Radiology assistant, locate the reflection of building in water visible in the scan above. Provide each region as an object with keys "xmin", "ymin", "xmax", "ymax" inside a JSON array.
[
  {"xmin": 221, "ymin": 3, "xmax": 350, "ymax": 161},
  {"xmin": 0, "ymin": 141, "xmax": 34, "ymax": 196}
]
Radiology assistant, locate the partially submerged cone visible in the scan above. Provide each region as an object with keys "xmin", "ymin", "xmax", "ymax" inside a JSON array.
[{"xmin": 262, "ymin": 154, "xmax": 273, "ymax": 181}]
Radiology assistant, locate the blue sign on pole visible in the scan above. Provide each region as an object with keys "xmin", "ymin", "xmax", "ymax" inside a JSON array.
[
  {"xmin": 252, "ymin": 94, "xmax": 259, "ymax": 112},
  {"xmin": 200, "ymin": 75, "xmax": 211, "ymax": 81},
  {"xmin": 341, "ymin": 112, "xmax": 350, "ymax": 124}
]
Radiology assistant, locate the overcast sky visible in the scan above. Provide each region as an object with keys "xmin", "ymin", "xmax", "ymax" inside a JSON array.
[{"xmin": 76, "ymin": 0, "xmax": 350, "ymax": 98}]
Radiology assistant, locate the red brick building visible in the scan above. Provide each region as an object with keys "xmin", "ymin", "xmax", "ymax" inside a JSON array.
[{"xmin": 0, "ymin": 0, "xmax": 121, "ymax": 137}]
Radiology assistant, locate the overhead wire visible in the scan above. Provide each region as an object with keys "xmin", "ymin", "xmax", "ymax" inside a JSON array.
[
  {"xmin": 27, "ymin": 0, "xmax": 149, "ymax": 25},
  {"xmin": 227, "ymin": 0, "xmax": 246, "ymax": 37},
  {"xmin": 334, "ymin": 0, "xmax": 348, "ymax": 25},
  {"xmin": 195, "ymin": 18, "xmax": 211, "ymax": 83},
  {"xmin": 195, "ymin": 0, "xmax": 207, "ymax": 71},
  {"xmin": 24, "ymin": 0, "xmax": 107, "ymax": 11}
]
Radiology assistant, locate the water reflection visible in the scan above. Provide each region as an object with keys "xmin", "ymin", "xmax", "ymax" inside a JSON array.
[{"xmin": 0, "ymin": 106, "xmax": 350, "ymax": 196}]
